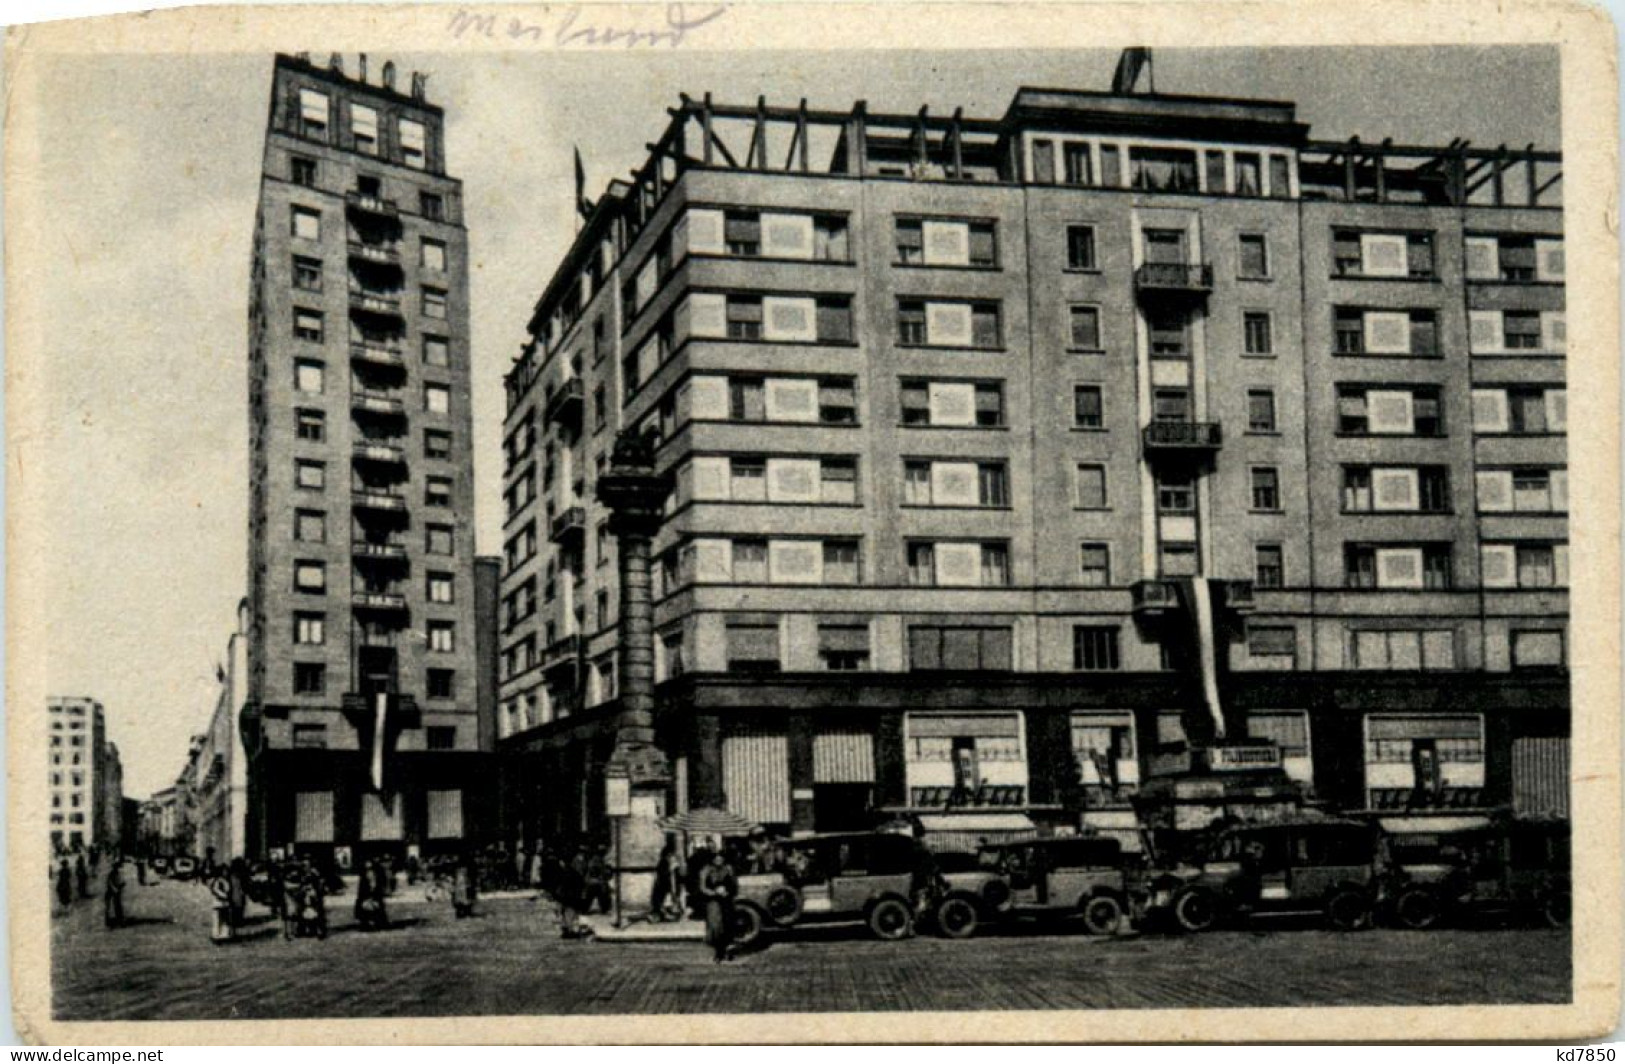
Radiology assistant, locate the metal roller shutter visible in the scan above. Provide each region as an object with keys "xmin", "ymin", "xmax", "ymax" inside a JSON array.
[{"xmin": 722, "ymin": 732, "xmax": 790, "ymax": 824}]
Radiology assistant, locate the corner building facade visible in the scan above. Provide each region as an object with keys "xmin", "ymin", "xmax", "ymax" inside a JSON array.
[
  {"xmin": 244, "ymin": 55, "xmax": 487, "ymax": 862},
  {"xmin": 498, "ymin": 87, "xmax": 1569, "ymax": 846}
]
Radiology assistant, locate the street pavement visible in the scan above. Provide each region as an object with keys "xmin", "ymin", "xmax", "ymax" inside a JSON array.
[{"xmin": 51, "ymin": 872, "xmax": 1571, "ymax": 1020}]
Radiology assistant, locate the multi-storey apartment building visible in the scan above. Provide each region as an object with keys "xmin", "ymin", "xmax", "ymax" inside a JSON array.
[
  {"xmin": 497, "ymin": 84, "xmax": 1568, "ymax": 846},
  {"xmin": 48, "ymin": 696, "xmax": 120, "ymax": 852},
  {"xmin": 243, "ymin": 54, "xmax": 486, "ymax": 863}
]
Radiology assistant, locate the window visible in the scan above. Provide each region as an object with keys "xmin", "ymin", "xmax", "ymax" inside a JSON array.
[
  {"xmin": 899, "ymin": 380, "xmax": 1003, "ymax": 427},
  {"xmin": 422, "ymin": 335, "xmax": 450, "ymax": 367},
  {"xmin": 1334, "ymin": 307, "xmax": 1438, "ymax": 356},
  {"xmin": 1062, "ymin": 143, "xmax": 1093, "ymax": 185},
  {"xmin": 1238, "ymin": 234, "xmax": 1269, "ymax": 278},
  {"xmin": 420, "ymin": 192, "xmax": 444, "ymax": 220},
  {"xmin": 294, "ymin": 612, "xmax": 325, "ymax": 646},
  {"xmin": 820, "ymin": 458, "xmax": 858, "ymax": 504},
  {"xmin": 427, "ymin": 572, "xmax": 454, "ymax": 603},
  {"xmin": 818, "ymin": 624, "xmax": 870, "ymax": 671},
  {"xmin": 292, "ymin": 255, "xmax": 323, "ymax": 292},
  {"xmin": 1337, "ymin": 385, "xmax": 1444, "ymax": 437},
  {"xmin": 1146, "ymin": 307, "xmax": 1188, "ymax": 356},
  {"xmin": 1068, "ymin": 305, "xmax": 1102, "ymax": 349},
  {"xmin": 294, "ymin": 309, "xmax": 324, "ymax": 342},
  {"xmin": 297, "ymin": 88, "xmax": 328, "ymax": 138},
  {"xmin": 399, "ymin": 119, "xmax": 427, "ymax": 168},
  {"xmin": 1511, "ymin": 630, "xmax": 1565, "ymax": 669},
  {"xmin": 1243, "ymin": 312, "xmax": 1273, "ymax": 355},
  {"xmin": 421, "ymin": 238, "xmax": 447, "ymax": 272},
  {"xmin": 896, "ymin": 300, "xmax": 1001, "ymax": 348},
  {"xmin": 426, "ymin": 726, "xmax": 457, "ymax": 751},
  {"xmin": 1066, "ymin": 225, "xmax": 1098, "ymax": 270},
  {"xmin": 425, "ymin": 384, "xmax": 450, "ymax": 414},
  {"xmin": 290, "ymin": 155, "xmax": 317, "ymax": 187},
  {"xmin": 1076, "ymin": 464, "xmax": 1107, "ymax": 509},
  {"xmin": 1079, "ymin": 543, "xmax": 1110, "ymax": 586},
  {"xmin": 291, "ymin": 206, "xmax": 320, "ymax": 241},
  {"xmin": 295, "ymin": 359, "xmax": 324, "ymax": 393},
  {"xmin": 425, "ymin": 430, "xmax": 452, "ymax": 459},
  {"xmin": 295, "ymin": 509, "xmax": 325, "ymax": 543},
  {"xmin": 294, "ymin": 561, "xmax": 325, "ymax": 593},
  {"xmin": 1332, "ymin": 230, "xmax": 1435, "ymax": 278},
  {"xmin": 908, "ymin": 626, "xmax": 1012, "ymax": 671},
  {"xmin": 905, "ymin": 541, "xmax": 1009, "ymax": 587},
  {"xmin": 1247, "ymin": 626, "xmax": 1296, "ymax": 667},
  {"xmin": 816, "ymin": 379, "xmax": 857, "ymax": 424},
  {"xmin": 1351, "ymin": 630, "xmax": 1458, "ymax": 670},
  {"xmin": 293, "ymin": 663, "xmax": 325, "ymax": 695},
  {"xmin": 1255, "ymin": 545, "xmax": 1284, "ymax": 589},
  {"xmin": 1130, "ymin": 147, "xmax": 1198, "ymax": 191},
  {"xmin": 822, "ymin": 540, "xmax": 861, "ymax": 584},
  {"xmin": 426, "ymin": 524, "xmax": 454, "ymax": 555},
  {"xmin": 1344, "ymin": 544, "xmax": 1453, "ymax": 589},
  {"xmin": 422, "ymin": 287, "xmax": 447, "ymax": 319},
  {"xmin": 1073, "ymin": 385, "xmax": 1104, "ymax": 429},
  {"xmin": 295, "ymin": 460, "xmax": 325, "ymax": 490},
  {"xmin": 725, "ymin": 622, "xmax": 780, "ymax": 672},
  {"xmin": 894, "ymin": 219, "xmax": 997, "ymax": 267},
  {"xmin": 1246, "ymin": 390, "xmax": 1276, "ymax": 433},
  {"xmin": 425, "ymin": 476, "xmax": 453, "ymax": 507},
  {"xmin": 296, "ymin": 409, "xmax": 325, "ymax": 441},
  {"xmin": 426, "ymin": 668, "xmax": 455, "ymax": 699},
  {"xmin": 1073, "ymin": 626, "xmax": 1122, "ymax": 671},
  {"xmin": 1250, "ymin": 467, "xmax": 1281, "ymax": 511}
]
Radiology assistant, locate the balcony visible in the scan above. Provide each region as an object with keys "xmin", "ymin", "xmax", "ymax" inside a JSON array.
[
  {"xmin": 1134, "ymin": 262, "xmax": 1214, "ymax": 298},
  {"xmin": 349, "ymin": 286, "xmax": 403, "ymax": 317},
  {"xmin": 1221, "ymin": 580, "xmax": 1256, "ymax": 613},
  {"xmin": 352, "ymin": 489, "xmax": 407, "ymax": 514},
  {"xmin": 1131, "ymin": 578, "xmax": 1256, "ymax": 619},
  {"xmin": 352, "ymin": 539, "xmax": 408, "ymax": 564},
  {"xmin": 352, "ymin": 590, "xmax": 408, "ymax": 613},
  {"xmin": 543, "ymin": 378, "xmax": 584, "ymax": 432},
  {"xmin": 1142, "ymin": 420, "xmax": 1223, "ymax": 454},
  {"xmin": 345, "ymin": 191, "xmax": 399, "ymax": 219},
  {"xmin": 351, "ymin": 390, "xmax": 406, "ymax": 418},
  {"xmin": 549, "ymin": 506, "xmax": 586, "ymax": 546},
  {"xmin": 352, "ymin": 440, "xmax": 406, "ymax": 466},
  {"xmin": 540, "ymin": 634, "xmax": 582, "ymax": 678},
  {"xmin": 348, "ymin": 241, "xmax": 401, "ymax": 266},
  {"xmin": 350, "ymin": 342, "xmax": 406, "ymax": 370}
]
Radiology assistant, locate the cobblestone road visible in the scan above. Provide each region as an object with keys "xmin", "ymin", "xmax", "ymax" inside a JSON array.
[{"xmin": 51, "ymin": 874, "xmax": 1570, "ymax": 1020}]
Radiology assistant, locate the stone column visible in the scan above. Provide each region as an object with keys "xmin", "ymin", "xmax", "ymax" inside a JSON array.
[{"xmin": 594, "ymin": 430, "xmax": 674, "ymax": 922}]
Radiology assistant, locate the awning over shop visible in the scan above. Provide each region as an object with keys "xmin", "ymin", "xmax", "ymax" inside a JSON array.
[
  {"xmin": 1375, "ymin": 815, "xmax": 1495, "ymax": 835},
  {"xmin": 915, "ymin": 812, "xmax": 1038, "ymax": 853}
]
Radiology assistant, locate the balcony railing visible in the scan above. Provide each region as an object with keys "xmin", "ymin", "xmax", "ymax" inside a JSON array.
[
  {"xmin": 348, "ymin": 241, "xmax": 401, "ymax": 265},
  {"xmin": 1142, "ymin": 420, "xmax": 1223, "ymax": 452},
  {"xmin": 549, "ymin": 506, "xmax": 586, "ymax": 544},
  {"xmin": 349, "ymin": 287, "xmax": 403, "ymax": 316},
  {"xmin": 351, "ymin": 390, "xmax": 406, "ymax": 417},
  {"xmin": 345, "ymin": 191, "xmax": 399, "ymax": 218},
  {"xmin": 352, "ymin": 489, "xmax": 407, "ymax": 513},
  {"xmin": 352, "ymin": 441, "xmax": 406, "ymax": 465},
  {"xmin": 540, "ymin": 634, "xmax": 583, "ymax": 676},
  {"xmin": 543, "ymin": 378, "xmax": 584, "ymax": 430},
  {"xmin": 352, "ymin": 539, "xmax": 408, "ymax": 562},
  {"xmin": 352, "ymin": 590, "xmax": 408, "ymax": 612},
  {"xmin": 350, "ymin": 342, "xmax": 406, "ymax": 369},
  {"xmin": 1134, "ymin": 262, "xmax": 1214, "ymax": 295}
]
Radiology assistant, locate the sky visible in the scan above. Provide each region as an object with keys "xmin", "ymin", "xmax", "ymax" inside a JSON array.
[{"xmin": 22, "ymin": 45, "xmax": 1559, "ymax": 798}]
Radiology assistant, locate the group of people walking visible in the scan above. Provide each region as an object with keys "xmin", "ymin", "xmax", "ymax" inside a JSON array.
[{"xmin": 53, "ymin": 847, "xmax": 128, "ymax": 929}]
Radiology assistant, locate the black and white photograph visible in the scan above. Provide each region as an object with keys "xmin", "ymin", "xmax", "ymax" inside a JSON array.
[{"xmin": 5, "ymin": 0, "xmax": 1619, "ymax": 1044}]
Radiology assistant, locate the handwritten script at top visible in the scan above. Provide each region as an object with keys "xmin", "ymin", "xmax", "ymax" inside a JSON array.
[{"xmin": 447, "ymin": 5, "xmax": 731, "ymax": 49}]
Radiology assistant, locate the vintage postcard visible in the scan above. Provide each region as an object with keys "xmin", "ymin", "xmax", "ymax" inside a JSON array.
[{"xmin": 5, "ymin": 0, "xmax": 1619, "ymax": 1044}]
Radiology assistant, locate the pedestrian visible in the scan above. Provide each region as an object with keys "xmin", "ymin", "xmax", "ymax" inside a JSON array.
[
  {"xmin": 650, "ymin": 836, "xmax": 685, "ymax": 921},
  {"xmin": 55, "ymin": 859, "xmax": 73, "ymax": 911},
  {"xmin": 103, "ymin": 857, "xmax": 126, "ymax": 928},
  {"xmin": 135, "ymin": 855, "xmax": 147, "ymax": 886},
  {"xmin": 354, "ymin": 859, "xmax": 388, "ymax": 931},
  {"xmin": 581, "ymin": 846, "xmax": 612, "ymax": 915},
  {"xmin": 74, "ymin": 853, "xmax": 90, "ymax": 900},
  {"xmin": 301, "ymin": 859, "xmax": 328, "ymax": 939},
  {"xmin": 226, "ymin": 858, "xmax": 249, "ymax": 928},
  {"xmin": 451, "ymin": 851, "xmax": 477, "ymax": 919},
  {"xmin": 747, "ymin": 827, "xmax": 781, "ymax": 874},
  {"xmin": 554, "ymin": 847, "xmax": 586, "ymax": 938},
  {"xmin": 685, "ymin": 839, "xmax": 714, "ymax": 919},
  {"xmin": 279, "ymin": 864, "xmax": 301, "ymax": 941},
  {"xmin": 698, "ymin": 849, "xmax": 739, "ymax": 963}
]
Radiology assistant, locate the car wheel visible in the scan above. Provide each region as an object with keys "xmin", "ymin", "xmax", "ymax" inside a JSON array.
[
  {"xmin": 1082, "ymin": 893, "xmax": 1124, "ymax": 935},
  {"xmin": 764, "ymin": 885, "xmax": 803, "ymax": 927},
  {"xmin": 867, "ymin": 897, "xmax": 914, "ymax": 941},
  {"xmin": 935, "ymin": 896, "xmax": 979, "ymax": 939},
  {"xmin": 1392, "ymin": 887, "xmax": 1441, "ymax": 931},
  {"xmin": 1542, "ymin": 890, "xmax": 1571, "ymax": 929},
  {"xmin": 1172, "ymin": 888, "xmax": 1219, "ymax": 933},
  {"xmin": 731, "ymin": 904, "xmax": 765, "ymax": 948},
  {"xmin": 1325, "ymin": 888, "xmax": 1372, "ymax": 931}
]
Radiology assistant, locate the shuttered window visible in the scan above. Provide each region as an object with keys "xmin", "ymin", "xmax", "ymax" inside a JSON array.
[
  {"xmin": 426, "ymin": 789, "xmax": 463, "ymax": 839},
  {"xmin": 722, "ymin": 731, "xmax": 790, "ymax": 824},
  {"xmin": 295, "ymin": 791, "xmax": 334, "ymax": 843}
]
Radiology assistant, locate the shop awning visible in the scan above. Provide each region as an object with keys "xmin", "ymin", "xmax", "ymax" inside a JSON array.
[
  {"xmin": 1376, "ymin": 814, "xmax": 1495, "ymax": 835},
  {"xmin": 916, "ymin": 812, "xmax": 1036, "ymax": 833}
]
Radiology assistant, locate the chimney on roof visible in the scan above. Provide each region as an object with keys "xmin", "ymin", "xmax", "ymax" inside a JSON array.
[
  {"xmin": 382, "ymin": 61, "xmax": 396, "ymax": 91},
  {"xmin": 329, "ymin": 52, "xmax": 344, "ymax": 75},
  {"xmin": 358, "ymin": 54, "xmax": 368, "ymax": 83},
  {"xmin": 411, "ymin": 71, "xmax": 428, "ymax": 100}
]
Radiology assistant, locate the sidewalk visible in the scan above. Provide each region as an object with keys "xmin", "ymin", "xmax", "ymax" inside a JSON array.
[{"xmin": 582, "ymin": 912, "xmax": 704, "ymax": 942}]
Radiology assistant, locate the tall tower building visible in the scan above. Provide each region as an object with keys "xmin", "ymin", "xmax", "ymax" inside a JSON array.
[
  {"xmin": 48, "ymin": 696, "xmax": 112, "ymax": 853},
  {"xmin": 243, "ymin": 54, "xmax": 483, "ymax": 863}
]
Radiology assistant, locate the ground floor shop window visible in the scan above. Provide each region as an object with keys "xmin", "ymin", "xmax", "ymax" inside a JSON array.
[
  {"xmin": 295, "ymin": 790, "xmax": 334, "ymax": 843},
  {"xmin": 1070, "ymin": 711, "xmax": 1138, "ymax": 797},
  {"xmin": 905, "ymin": 712, "xmax": 1026, "ymax": 807},
  {"xmin": 1247, "ymin": 710, "xmax": 1312, "ymax": 783},
  {"xmin": 1364, "ymin": 714, "xmax": 1485, "ymax": 809}
]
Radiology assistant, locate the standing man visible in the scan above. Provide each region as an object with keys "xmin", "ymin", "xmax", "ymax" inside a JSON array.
[
  {"xmin": 74, "ymin": 852, "xmax": 89, "ymax": 900},
  {"xmin": 55, "ymin": 859, "xmax": 73, "ymax": 912},
  {"xmin": 103, "ymin": 857, "xmax": 126, "ymax": 928},
  {"xmin": 699, "ymin": 849, "xmax": 739, "ymax": 963}
]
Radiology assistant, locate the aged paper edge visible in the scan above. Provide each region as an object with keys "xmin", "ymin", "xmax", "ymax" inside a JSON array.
[{"xmin": 4, "ymin": 0, "xmax": 1619, "ymax": 1045}]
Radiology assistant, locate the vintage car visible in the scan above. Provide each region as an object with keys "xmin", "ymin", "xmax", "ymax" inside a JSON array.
[
  {"xmin": 932, "ymin": 837, "xmax": 1142, "ymax": 938},
  {"xmin": 1146, "ymin": 817, "xmax": 1381, "ymax": 932},
  {"xmin": 731, "ymin": 831, "xmax": 933, "ymax": 946},
  {"xmin": 926, "ymin": 850, "xmax": 1013, "ymax": 939},
  {"xmin": 1378, "ymin": 818, "xmax": 1570, "ymax": 930}
]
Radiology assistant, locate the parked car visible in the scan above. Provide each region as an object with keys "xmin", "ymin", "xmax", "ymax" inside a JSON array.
[
  {"xmin": 927, "ymin": 849, "xmax": 1013, "ymax": 939},
  {"xmin": 1146, "ymin": 817, "xmax": 1380, "ymax": 932},
  {"xmin": 1378, "ymin": 817, "xmax": 1570, "ymax": 930},
  {"xmin": 731, "ymin": 831, "xmax": 935, "ymax": 946},
  {"xmin": 934, "ymin": 837, "xmax": 1143, "ymax": 938}
]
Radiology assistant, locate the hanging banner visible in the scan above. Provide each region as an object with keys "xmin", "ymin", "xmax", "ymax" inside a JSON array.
[
  {"xmin": 1189, "ymin": 577, "xmax": 1226, "ymax": 740},
  {"xmin": 370, "ymin": 690, "xmax": 389, "ymax": 791}
]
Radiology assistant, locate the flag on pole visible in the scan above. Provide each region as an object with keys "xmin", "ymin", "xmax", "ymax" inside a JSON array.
[
  {"xmin": 1111, "ymin": 47, "xmax": 1152, "ymax": 95},
  {"xmin": 369, "ymin": 690, "xmax": 389, "ymax": 791},
  {"xmin": 1189, "ymin": 576, "xmax": 1227, "ymax": 740},
  {"xmin": 574, "ymin": 147, "xmax": 592, "ymax": 219}
]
